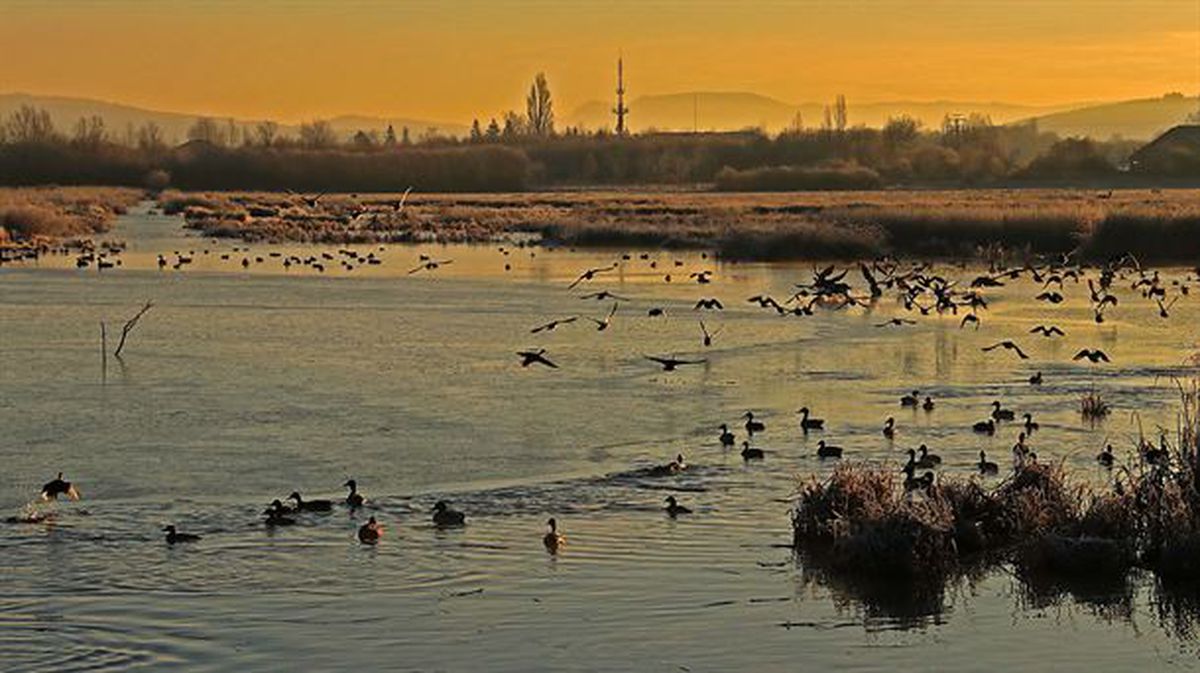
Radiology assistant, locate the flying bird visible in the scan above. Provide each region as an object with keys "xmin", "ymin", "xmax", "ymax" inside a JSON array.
[
  {"xmin": 579, "ymin": 290, "xmax": 629, "ymax": 301},
  {"xmin": 694, "ymin": 298, "xmax": 724, "ymax": 310},
  {"xmin": 408, "ymin": 259, "xmax": 452, "ymax": 274},
  {"xmin": 518, "ymin": 349, "xmax": 558, "ymax": 368},
  {"xmin": 875, "ymin": 318, "xmax": 916, "ymax": 328},
  {"xmin": 568, "ymin": 263, "xmax": 618, "ymax": 290},
  {"xmin": 1073, "ymin": 349, "xmax": 1111, "ymax": 363},
  {"xmin": 644, "ymin": 355, "xmax": 707, "ymax": 371},
  {"xmin": 960, "ymin": 314, "xmax": 981, "ymax": 330},
  {"xmin": 982, "ymin": 341, "xmax": 1029, "ymax": 359},
  {"xmin": 530, "ymin": 316, "xmax": 578, "ymax": 333},
  {"xmin": 699, "ymin": 320, "xmax": 721, "ymax": 347},
  {"xmin": 588, "ymin": 303, "xmax": 618, "ymax": 331},
  {"xmin": 1029, "ymin": 325, "xmax": 1066, "ymax": 337}
]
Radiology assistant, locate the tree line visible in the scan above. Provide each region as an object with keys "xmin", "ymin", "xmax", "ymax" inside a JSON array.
[{"xmin": 0, "ymin": 73, "xmax": 1174, "ymax": 192}]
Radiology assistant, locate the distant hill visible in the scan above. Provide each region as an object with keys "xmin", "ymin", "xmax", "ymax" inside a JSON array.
[
  {"xmin": 0, "ymin": 93, "xmax": 467, "ymax": 144},
  {"xmin": 567, "ymin": 92, "xmax": 1076, "ymax": 133},
  {"xmin": 1017, "ymin": 94, "xmax": 1200, "ymax": 141}
]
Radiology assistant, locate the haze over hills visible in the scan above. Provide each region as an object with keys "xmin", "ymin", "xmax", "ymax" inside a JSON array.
[
  {"xmin": 2, "ymin": 91, "xmax": 1195, "ymax": 144},
  {"xmin": 0, "ymin": 93, "xmax": 468, "ymax": 144},
  {"xmin": 566, "ymin": 92, "xmax": 1081, "ymax": 133},
  {"xmin": 1017, "ymin": 93, "xmax": 1200, "ymax": 141}
]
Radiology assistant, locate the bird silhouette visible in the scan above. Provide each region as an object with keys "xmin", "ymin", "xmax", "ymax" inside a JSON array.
[
  {"xmin": 530, "ymin": 316, "xmax": 578, "ymax": 333},
  {"xmin": 1029, "ymin": 325, "xmax": 1065, "ymax": 337},
  {"xmin": 693, "ymin": 298, "xmax": 724, "ymax": 310},
  {"xmin": 518, "ymin": 349, "xmax": 558, "ymax": 368},
  {"xmin": 982, "ymin": 341, "xmax": 1029, "ymax": 359},
  {"xmin": 568, "ymin": 263, "xmax": 618, "ymax": 290},
  {"xmin": 644, "ymin": 355, "xmax": 706, "ymax": 371},
  {"xmin": 1073, "ymin": 349, "xmax": 1111, "ymax": 363},
  {"xmin": 587, "ymin": 303, "xmax": 618, "ymax": 331}
]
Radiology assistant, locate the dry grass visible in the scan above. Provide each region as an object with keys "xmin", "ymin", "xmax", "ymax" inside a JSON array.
[
  {"xmin": 794, "ymin": 381, "xmax": 1200, "ymax": 589},
  {"xmin": 0, "ymin": 187, "xmax": 140, "ymax": 240},
  {"xmin": 158, "ymin": 187, "xmax": 1200, "ymax": 262},
  {"xmin": 1081, "ymin": 390, "xmax": 1112, "ymax": 419}
]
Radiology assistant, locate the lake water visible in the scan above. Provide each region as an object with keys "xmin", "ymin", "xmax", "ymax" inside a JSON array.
[{"xmin": 2, "ymin": 203, "xmax": 1200, "ymax": 671}]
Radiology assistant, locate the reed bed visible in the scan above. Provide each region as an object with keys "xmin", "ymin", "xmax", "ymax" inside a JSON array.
[
  {"xmin": 0, "ymin": 187, "xmax": 140, "ymax": 241},
  {"xmin": 159, "ymin": 188, "xmax": 1200, "ymax": 263},
  {"xmin": 793, "ymin": 379, "xmax": 1200, "ymax": 589}
]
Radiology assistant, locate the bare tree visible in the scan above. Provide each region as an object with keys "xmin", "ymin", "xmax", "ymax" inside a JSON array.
[
  {"xmin": 73, "ymin": 115, "xmax": 107, "ymax": 147},
  {"xmin": 834, "ymin": 95, "xmax": 848, "ymax": 133},
  {"xmin": 253, "ymin": 121, "xmax": 279, "ymax": 147},
  {"xmin": 525, "ymin": 72, "xmax": 555, "ymax": 137},
  {"xmin": 299, "ymin": 120, "xmax": 338, "ymax": 149},
  {"xmin": 136, "ymin": 122, "xmax": 165, "ymax": 151},
  {"xmin": 187, "ymin": 117, "xmax": 224, "ymax": 145},
  {"xmin": 4, "ymin": 105, "xmax": 56, "ymax": 143}
]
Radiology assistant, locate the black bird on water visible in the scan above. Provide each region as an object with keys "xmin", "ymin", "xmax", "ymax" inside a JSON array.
[
  {"xmin": 1029, "ymin": 371, "xmax": 1044, "ymax": 385},
  {"xmin": 163, "ymin": 525, "xmax": 201, "ymax": 544},
  {"xmin": 263, "ymin": 500, "xmax": 297, "ymax": 526},
  {"xmin": 718, "ymin": 424, "xmax": 736, "ymax": 447},
  {"xmin": 344, "ymin": 480, "xmax": 365, "ymax": 508},
  {"xmin": 740, "ymin": 441, "xmax": 765, "ymax": 460},
  {"xmin": 40, "ymin": 473, "xmax": 80, "ymax": 501},
  {"xmin": 978, "ymin": 450, "xmax": 999, "ymax": 475},
  {"xmin": 288, "ymin": 491, "xmax": 333, "ymax": 512},
  {"xmin": 664, "ymin": 495, "xmax": 692, "ymax": 517},
  {"xmin": 797, "ymin": 407, "xmax": 824, "ymax": 431},
  {"xmin": 644, "ymin": 355, "xmax": 706, "ymax": 371},
  {"xmin": 518, "ymin": 349, "xmax": 558, "ymax": 368},
  {"xmin": 982, "ymin": 341, "xmax": 1030, "ymax": 359},
  {"xmin": 358, "ymin": 516, "xmax": 383, "ymax": 544},
  {"xmin": 816, "ymin": 440, "xmax": 843, "ymax": 459},
  {"xmin": 743, "ymin": 412, "xmax": 765, "ymax": 434},
  {"xmin": 432, "ymin": 500, "xmax": 467, "ymax": 527},
  {"xmin": 1073, "ymin": 349, "xmax": 1111, "ymax": 363}
]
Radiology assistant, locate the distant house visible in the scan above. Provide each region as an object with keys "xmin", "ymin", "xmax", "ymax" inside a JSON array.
[{"xmin": 1128, "ymin": 125, "xmax": 1200, "ymax": 174}]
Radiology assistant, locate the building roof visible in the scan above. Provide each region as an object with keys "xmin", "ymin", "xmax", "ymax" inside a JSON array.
[{"xmin": 1129, "ymin": 125, "xmax": 1200, "ymax": 165}]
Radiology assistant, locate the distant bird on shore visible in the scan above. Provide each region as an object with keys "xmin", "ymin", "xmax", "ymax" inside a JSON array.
[
  {"xmin": 40, "ymin": 473, "xmax": 80, "ymax": 501},
  {"xmin": 531, "ymin": 316, "xmax": 578, "ymax": 333},
  {"xmin": 982, "ymin": 341, "xmax": 1029, "ymax": 359},
  {"xmin": 1073, "ymin": 349, "xmax": 1111, "ymax": 363},
  {"xmin": 568, "ymin": 263, "xmax": 618, "ymax": 290},
  {"xmin": 644, "ymin": 355, "xmax": 706, "ymax": 371},
  {"xmin": 1029, "ymin": 325, "xmax": 1065, "ymax": 337},
  {"xmin": 518, "ymin": 349, "xmax": 558, "ymax": 368},
  {"xmin": 163, "ymin": 525, "xmax": 201, "ymax": 544}
]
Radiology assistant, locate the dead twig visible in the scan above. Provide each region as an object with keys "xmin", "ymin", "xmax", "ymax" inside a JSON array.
[{"xmin": 114, "ymin": 301, "xmax": 153, "ymax": 359}]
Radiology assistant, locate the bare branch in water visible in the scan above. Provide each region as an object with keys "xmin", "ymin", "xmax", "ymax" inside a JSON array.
[
  {"xmin": 100, "ymin": 321, "xmax": 107, "ymax": 383},
  {"xmin": 114, "ymin": 301, "xmax": 153, "ymax": 359}
]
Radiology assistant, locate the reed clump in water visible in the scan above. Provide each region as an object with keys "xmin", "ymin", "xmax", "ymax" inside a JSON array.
[
  {"xmin": 1080, "ymin": 390, "xmax": 1111, "ymax": 419},
  {"xmin": 795, "ymin": 386, "xmax": 1200, "ymax": 587}
]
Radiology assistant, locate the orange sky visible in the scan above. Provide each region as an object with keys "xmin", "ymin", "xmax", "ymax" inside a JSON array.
[{"xmin": 1, "ymin": 1, "xmax": 1197, "ymax": 123}]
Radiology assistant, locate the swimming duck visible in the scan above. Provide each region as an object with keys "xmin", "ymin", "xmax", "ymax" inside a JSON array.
[
  {"xmin": 40, "ymin": 472, "xmax": 81, "ymax": 501},
  {"xmin": 648, "ymin": 453, "xmax": 687, "ymax": 476},
  {"xmin": 991, "ymin": 401, "xmax": 1015, "ymax": 421},
  {"xmin": 664, "ymin": 495, "xmax": 692, "ymax": 517},
  {"xmin": 288, "ymin": 491, "xmax": 333, "ymax": 512},
  {"xmin": 900, "ymin": 390, "xmax": 920, "ymax": 407},
  {"xmin": 922, "ymin": 397, "xmax": 935, "ymax": 412},
  {"xmin": 1029, "ymin": 371, "xmax": 1043, "ymax": 385},
  {"xmin": 543, "ymin": 518, "xmax": 565, "ymax": 552},
  {"xmin": 978, "ymin": 450, "xmax": 999, "ymax": 475},
  {"xmin": 344, "ymin": 479, "xmax": 365, "ymax": 508},
  {"xmin": 1022, "ymin": 413, "xmax": 1039, "ymax": 434},
  {"xmin": 263, "ymin": 499, "xmax": 297, "ymax": 526},
  {"xmin": 797, "ymin": 407, "xmax": 824, "ymax": 431},
  {"xmin": 972, "ymin": 419, "xmax": 996, "ymax": 435},
  {"xmin": 358, "ymin": 516, "xmax": 383, "ymax": 544},
  {"xmin": 1097, "ymin": 444, "xmax": 1115, "ymax": 468},
  {"xmin": 163, "ymin": 525, "xmax": 201, "ymax": 544},
  {"xmin": 917, "ymin": 444, "xmax": 941, "ymax": 467},
  {"xmin": 718, "ymin": 424, "xmax": 735, "ymax": 448},
  {"xmin": 902, "ymin": 463, "xmax": 935, "ymax": 493},
  {"xmin": 816, "ymin": 440, "xmax": 843, "ymax": 459},
  {"xmin": 740, "ymin": 441, "xmax": 765, "ymax": 460},
  {"xmin": 743, "ymin": 412, "xmax": 765, "ymax": 435},
  {"xmin": 882, "ymin": 417, "xmax": 896, "ymax": 439},
  {"xmin": 432, "ymin": 500, "xmax": 466, "ymax": 527}
]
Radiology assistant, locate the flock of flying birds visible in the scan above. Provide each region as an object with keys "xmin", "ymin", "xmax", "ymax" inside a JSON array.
[{"xmin": 8, "ymin": 198, "xmax": 1200, "ymax": 550}]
